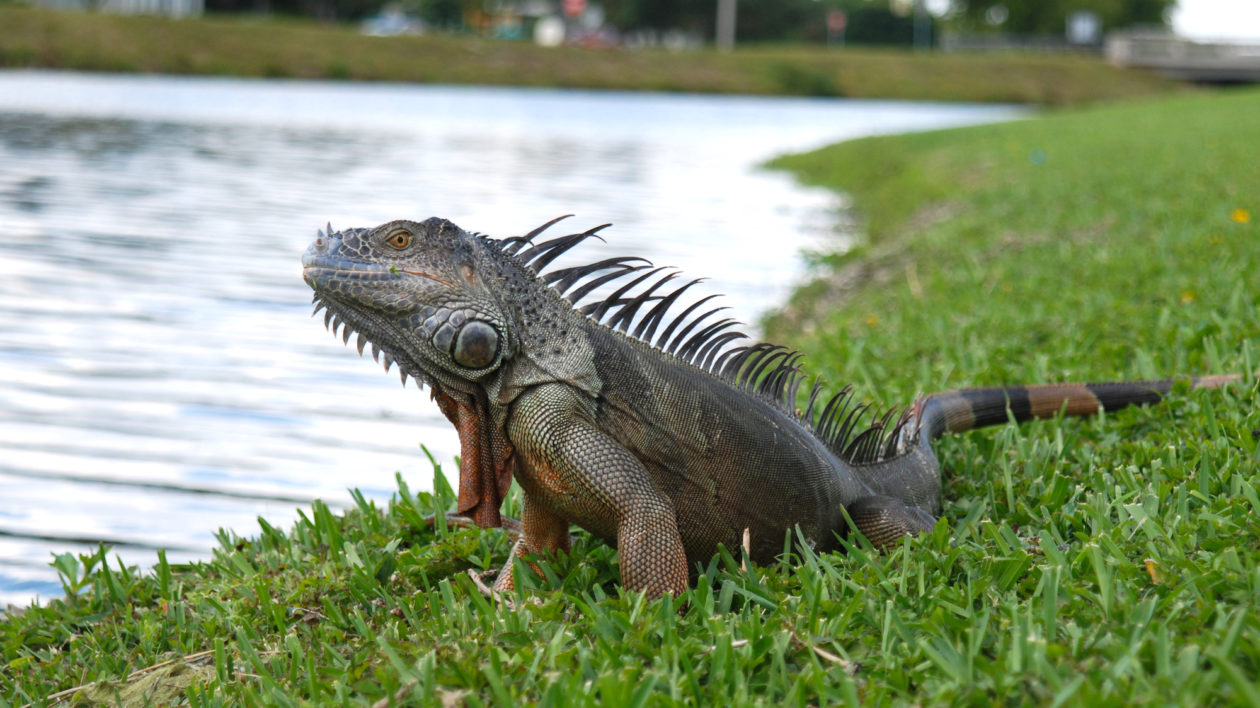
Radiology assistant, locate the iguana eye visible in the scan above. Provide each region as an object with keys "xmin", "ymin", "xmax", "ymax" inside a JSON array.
[
  {"xmin": 386, "ymin": 230, "xmax": 412, "ymax": 249},
  {"xmin": 452, "ymin": 321, "xmax": 498, "ymax": 369}
]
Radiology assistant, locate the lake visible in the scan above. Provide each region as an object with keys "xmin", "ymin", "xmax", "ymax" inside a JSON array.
[{"xmin": 0, "ymin": 70, "xmax": 1021, "ymax": 607}]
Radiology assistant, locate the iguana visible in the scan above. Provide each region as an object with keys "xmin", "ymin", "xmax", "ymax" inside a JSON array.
[{"xmin": 301, "ymin": 216, "xmax": 1240, "ymax": 597}]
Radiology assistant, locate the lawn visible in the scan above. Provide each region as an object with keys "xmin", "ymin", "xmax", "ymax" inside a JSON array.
[{"xmin": 3, "ymin": 88, "xmax": 1258, "ymax": 705}]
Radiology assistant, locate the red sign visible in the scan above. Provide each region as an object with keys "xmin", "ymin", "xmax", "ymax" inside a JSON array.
[
  {"xmin": 563, "ymin": 0, "xmax": 586, "ymax": 17},
  {"xmin": 827, "ymin": 10, "xmax": 847, "ymax": 32}
]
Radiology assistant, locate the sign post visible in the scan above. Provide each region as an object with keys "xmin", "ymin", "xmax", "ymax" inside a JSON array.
[
  {"xmin": 827, "ymin": 10, "xmax": 846, "ymax": 47},
  {"xmin": 716, "ymin": 0, "xmax": 736, "ymax": 51}
]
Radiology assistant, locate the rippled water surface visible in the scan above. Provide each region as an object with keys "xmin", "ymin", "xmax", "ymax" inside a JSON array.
[{"xmin": 0, "ymin": 70, "xmax": 1021, "ymax": 606}]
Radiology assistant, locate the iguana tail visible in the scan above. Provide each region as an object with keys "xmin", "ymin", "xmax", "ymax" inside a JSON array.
[
  {"xmin": 850, "ymin": 374, "xmax": 1241, "ymax": 551},
  {"xmin": 914, "ymin": 374, "xmax": 1241, "ymax": 441}
]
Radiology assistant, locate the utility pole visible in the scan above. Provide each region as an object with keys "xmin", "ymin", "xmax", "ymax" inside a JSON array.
[
  {"xmin": 716, "ymin": 0, "xmax": 736, "ymax": 51},
  {"xmin": 912, "ymin": 0, "xmax": 930, "ymax": 50}
]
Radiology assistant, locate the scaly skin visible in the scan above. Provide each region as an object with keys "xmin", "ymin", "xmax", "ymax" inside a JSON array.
[{"xmin": 302, "ymin": 217, "xmax": 1240, "ymax": 597}]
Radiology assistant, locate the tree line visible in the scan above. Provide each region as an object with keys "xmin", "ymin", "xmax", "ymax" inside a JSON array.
[{"xmin": 202, "ymin": 0, "xmax": 1175, "ymax": 46}]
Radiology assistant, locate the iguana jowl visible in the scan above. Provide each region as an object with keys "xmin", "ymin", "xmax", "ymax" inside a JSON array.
[{"xmin": 301, "ymin": 216, "xmax": 1239, "ymax": 597}]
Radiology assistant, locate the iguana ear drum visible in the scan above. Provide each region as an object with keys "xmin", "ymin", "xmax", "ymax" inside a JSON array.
[{"xmin": 452, "ymin": 321, "xmax": 499, "ymax": 369}]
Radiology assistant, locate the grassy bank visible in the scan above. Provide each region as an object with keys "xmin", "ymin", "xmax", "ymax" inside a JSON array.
[
  {"xmin": 0, "ymin": 5, "xmax": 1186, "ymax": 104},
  {"xmin": 4, "ymin": 90, "xmax": 1259, "ymax": 705}
]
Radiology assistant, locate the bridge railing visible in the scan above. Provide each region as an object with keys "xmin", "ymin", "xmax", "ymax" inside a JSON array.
[
  {"xmin": 1106, "ymin": 31, "xmax": 1260, "ymax": 82},
  {"xmin": 1107, "ymin": 32, "xmax": 1260, "ymax": 65}
]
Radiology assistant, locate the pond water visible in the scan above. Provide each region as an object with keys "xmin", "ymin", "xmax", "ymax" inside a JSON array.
[{"xmin": 0, "ymin": 70, "xmax": 1022, "ymax": 607}]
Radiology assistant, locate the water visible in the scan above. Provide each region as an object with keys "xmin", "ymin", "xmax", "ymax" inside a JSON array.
[{"xmin": 0, "ymin": 70, "xmax": 1021, "ymax": 607}]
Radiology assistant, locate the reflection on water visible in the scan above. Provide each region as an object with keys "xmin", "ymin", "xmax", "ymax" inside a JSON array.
[{"xmin": 0, "ymin": 70, "xmax": 1022, "ymax": 606}]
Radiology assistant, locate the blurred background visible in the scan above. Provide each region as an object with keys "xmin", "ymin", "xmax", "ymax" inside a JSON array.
[{"xmin": 0, "ymin": 0, "xmax": 1255, "ymax": 606}]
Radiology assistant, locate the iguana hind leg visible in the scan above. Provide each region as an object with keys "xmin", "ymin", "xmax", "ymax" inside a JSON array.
[{"xmin": 846, "ymin": 495, "xmax": 937, "ymax": 549}]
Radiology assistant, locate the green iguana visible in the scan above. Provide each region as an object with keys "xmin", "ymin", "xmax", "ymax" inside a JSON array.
[{"xmin": 301, "ymin": 216, "xmax": 1239, "ymax": 597}]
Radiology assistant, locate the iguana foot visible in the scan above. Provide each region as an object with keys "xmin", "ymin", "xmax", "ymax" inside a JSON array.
[
  {"xmin": 423, "ymin": 512, "xmax": 523, "ymax": 537},
  {"xmin": 467, "ymin": 568, "xmax": 519, "ymax": 609},
  {"xmin": 846, "ymin": 495, "xmax": 937, "ymax": 549},
  {"xmin": 489, "ymin": 494, "xmax": 574, "ymax": 594}
]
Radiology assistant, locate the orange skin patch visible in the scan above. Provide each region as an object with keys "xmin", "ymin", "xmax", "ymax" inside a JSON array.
[
  {"xmin": 1026, "ymin": 384, "xmax": 1102, "ymax": 418},
  {"xmin": 1193, "ymin": 374, "xmax": 1242, "ymax": 390},
  {"xmin": 928, "ymin": 391, "xmax": 976, "ymax": 433},
  {"xmin": 433, "ymin": 390, "xmax": 514, "ymax": 529}
]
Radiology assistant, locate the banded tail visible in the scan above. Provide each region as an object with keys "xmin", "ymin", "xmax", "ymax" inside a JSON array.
[
  {"xmin": 845, "ymin": 374, "xmax": 1242, "ymax": 551},
  {"xmin": 915, "ymin": 375, "xmax": 1242, "ymax": 441}
]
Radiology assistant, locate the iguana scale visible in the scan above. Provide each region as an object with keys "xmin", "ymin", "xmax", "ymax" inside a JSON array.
[{"xmin": 301, "ymin": 216, "xmax": 1239, "ymax": 597}]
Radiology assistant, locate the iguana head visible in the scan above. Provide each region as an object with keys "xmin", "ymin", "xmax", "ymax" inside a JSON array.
[{"xmin": 301, "ymin": 218, "xmax": 515, "ymax": 393}]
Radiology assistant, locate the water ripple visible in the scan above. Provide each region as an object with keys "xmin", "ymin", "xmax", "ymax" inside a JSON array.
[{"xmin": 0, "ymin": 70, "xmax": 1022, "ymax": 606}]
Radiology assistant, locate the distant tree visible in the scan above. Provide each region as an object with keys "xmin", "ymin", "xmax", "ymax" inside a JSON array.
[
  {"xmin": 601, "ymin": 0, "xmax": 713, "ymax": 36},
  {"xmin": 598, "ymin": 0, "xmax": 924, "ymax": 44},
  {"xmin": 734, "ymin": 0, "xmax": 829, "ymax": 42},
  {"xmin": 945, "ymin": 0, "xmax": 1173, "ymax": 34},
  {"xmin": 416, "ymin": 0, "xmax": 463, "ymax": 27},
  {"xmin": 844, "ymin": 6, "xmax": 917, "ymax": 45},
  {"xmin": 204, "ymin": 0, "xmax": 272, "ymax": 14},
  {"xmin": 205, "ymin": 0, "xmax": 377, "ymax": 20},
  {"xmin": 198, "ymin": 0, "xmax": 930, "ymax": 43}
]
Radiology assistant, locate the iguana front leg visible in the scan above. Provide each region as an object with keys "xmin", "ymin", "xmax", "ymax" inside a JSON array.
[
  {"xmin": 503, "ymin": 383, "xmax": 689, "ymax": 597},
  {"xmin": 491, "ymin": 493, "xmax": 572, "ymax": 593}
]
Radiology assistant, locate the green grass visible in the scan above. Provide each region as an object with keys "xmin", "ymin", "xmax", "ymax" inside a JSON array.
[
  {"xmin": 0, "ymin": 5, "xmax": 1185, "ymax": 104},
  {"xmin": 764, "ymin": 88, "xmax": 1260, "ymax": 397},
  {"xmin": 4, "ymin": 90, "xmax": 1260, "ymax": 705}
]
